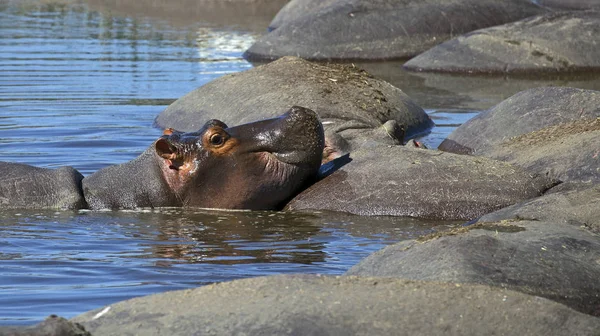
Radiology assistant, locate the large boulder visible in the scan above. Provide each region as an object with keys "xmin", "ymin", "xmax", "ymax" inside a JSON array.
[
  {"xmin": 155, "ymin": 56, "xmax": 433, "ymax": 145},
  {"xmin": 0, "ymin": 315, "xmax": 91, "ymax": 336},
  {"xmin": 404, "ymin": 11, "xmax": 600, "ymax": 74},
  {"xmin": 243, "ymin": 0, "xmax": 545, "ymax": 61},
  {"xmin": 480, "ymin": 117, "xmax": 600, "ymax": 184},
  {"xmin": 439, "ymin": 87, "xmax": 600, "ymax": 183},
  {"xmin": 285, "ymin": 143, "xmax": 556, "ymax": 220},
  {"xmin": 347, "ymin": 219, "xmax": 600, "ymax": 316},
  {"xmin": 0, "ymin": 162, "xmax": 86, "ymax": 210},
  {"xmin": 72, "ymin": 275, "xmax": 600, "ymax": 336}
]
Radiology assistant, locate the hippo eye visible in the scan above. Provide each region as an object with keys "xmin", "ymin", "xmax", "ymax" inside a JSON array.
[{"xmin": 209, "ymin": 133, "xmax": 225, "ymax": 146}]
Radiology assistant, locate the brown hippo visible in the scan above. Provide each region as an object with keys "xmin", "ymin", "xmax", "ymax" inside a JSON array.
[{"xmin": 82, "ymin": 106, "xmax": 324, "ymax": 210}]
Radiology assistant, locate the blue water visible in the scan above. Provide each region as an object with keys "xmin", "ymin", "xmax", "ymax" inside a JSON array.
[
  {"xmin": 2, "ymin": 0, "xmax": 599, "ymax": 326},
  {"xmin": 0, "ymin": 1, "xmax": 461, "ymax": 324}
]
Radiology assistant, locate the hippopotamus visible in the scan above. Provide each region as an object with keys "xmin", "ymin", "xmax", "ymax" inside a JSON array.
[
  {"xmin": 0, "ymin": 107, "xmax": 324, "ymax": 211},
  {"xmin": 82, "ymin": 106, "xmax": 324, "ymax": 210}
]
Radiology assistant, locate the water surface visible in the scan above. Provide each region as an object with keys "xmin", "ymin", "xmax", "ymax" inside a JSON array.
[{"xmin": 2, "ymin": 0, "xmax": 600, "ymax": 325}]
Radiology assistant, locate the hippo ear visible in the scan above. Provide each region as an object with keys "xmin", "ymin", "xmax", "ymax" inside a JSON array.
[{"xmin": 202, "ymin": 119, "xmax": 228, "ymax": 130}]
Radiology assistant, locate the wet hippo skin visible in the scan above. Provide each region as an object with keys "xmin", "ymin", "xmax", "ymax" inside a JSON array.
[
  {"xmin": 0, "ymin": 162, "xmax": 86, "ymax": 210},
  {"xmin": 83, "ymin": 106, "xmax": 324, "ymax": 210}
]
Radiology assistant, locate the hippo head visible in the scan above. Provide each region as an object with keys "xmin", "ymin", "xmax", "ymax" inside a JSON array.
[{"xmin": 154, "ymin": 106, "xmax": 325, "ymax": 210}]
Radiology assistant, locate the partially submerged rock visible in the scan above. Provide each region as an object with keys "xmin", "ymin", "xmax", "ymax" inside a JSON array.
[
  {"xmin": 0, "ymin": 315, "xmax": 91, "ymax": 336},
  {"xmin": 347, "ymin": 219, "xmax": 600, "ymax": 316},
  {"xmin": 243, "ymin": 0, "xmax": 545, "ymax": 61},
  {"xmin": 439, "ymin": 87, "xmax": 600, "ymax": 183},
  {"xmin": 0, "ymin": 162, "xmax": 86, "ymax": 210},
  {"xmin": 155, "ymin": 56, "xmax": 433, "ymax": 146},
  {"xmin": 439, "ymin": 87, "xmax": 600, "ymax": 153},
  {"xmin": 404, "ymin": 11, "xmax": 600, "ymax": 74},
  {"xmin": 285, "ymin": 143, "xmax": 556, "ymax": 220},
  {"xmin": 72, "ymin": 275, "xmax": 600, "ymax": 336}
]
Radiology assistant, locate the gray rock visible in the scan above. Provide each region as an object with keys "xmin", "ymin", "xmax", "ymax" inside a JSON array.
[
  {"xmin": 538, "ymin": 0, "xmax": 600, "ymax": 10},
  {"xmin": 155, "ymin": 56, "xmax": 433, "ymax": 145},
  {"xmin": 438, "ymin": 87, "xmax": 600, "ymax": 183},
  {"xmin": 72, "ymin": 275, "xmax": 600, "ymax": 336},
  {"xmin": 0, "ymin": 315, "xmax": 91, "ymax": 336},
  {"xmin": 480, "ymin": 117, "xmax": 600, "ymax": 183},
  {"xmin": 243, "ymin": 0, "xmax": 545, "ymax": 61},
  {"xmin": 0, "ymin": 162, "xmax": 86, "ymax": 210},
  {"xmin": 404, "ymin": 11, "xmax": 600, "ymax": 74},
  {"xmin": 347, "ymin": 219, "xmax": 600, "ymax": 316},
  {"xmin": 479, "ymin": 184, "xmax": 600, "ymax": 233},
  {"xmin": 285, "ymin": 143, "xmax": 556, "ymax": 220}
]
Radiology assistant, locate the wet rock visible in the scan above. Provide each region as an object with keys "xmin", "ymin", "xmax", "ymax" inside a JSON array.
[
  {"xmin": 404, "ymin": 11, "xmax": 600, "ymax": 74},
  {"xmin": 243, "ymin": 0, "xmax": 545, "ymax": 61},
  {"xmin": 347, "ymin": 219, "xmax": 600, "ymax": 316},
  {"xmin": 155, "ymin": 56, "xmax": 433, "ymax": 146},
  {"xmin": 439, "ymin": 87, "xmax": 600, "ymax": 183},
  {"xmin": 285, "ymin": 143, "xmax": 556, "ymax": 220},
  {"xmin": 72, "ymin": 275, "xmax": 600, "ymax": 336},
  {"xmin": 0, "ymin": 162, "xmax": 86, "ymax": 210},
  {"xmin": 538, "ymin": 0, "xmax": 600, "ymax": 10},
  {"xmin": 0, "ymin": 315, "xmax": 91, "ymax": 336}
]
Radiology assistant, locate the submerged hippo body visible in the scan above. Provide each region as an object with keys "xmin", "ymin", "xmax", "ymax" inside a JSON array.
[
  {"xmin": 0, "ymin": 162, "xmax": 86, "ymax": 210},
  {"xmin": 83, "ymin": 106, "xmax": 324, "ymax": 210}
]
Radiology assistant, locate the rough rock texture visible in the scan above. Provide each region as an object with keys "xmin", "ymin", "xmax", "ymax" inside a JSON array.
[
  {"xmin": 243, "ymin": 0, "xmax": 545, "ymax": 61},
  {"xmin": 404, "ymin": 11, "xmax": 600, "ymax": 74},
  {"xmin": 438, "ymin": 87, "xmax": 600, "ymax": 183},
  {"xmin": 72, "ymin": 275, "xmax": 600, "ymax": 336},
  {"xmin": 482, "ymin": 117, "xmax": 600, "ymax": 183},
  {"xmin": 0, "ymin": 162, "xmax": 86, "ymax": 210},
  {"xmin": 155, "ymin": 56, "xmax": 433, "ymax": 144},
  {"xmin": 0, "ymin": 315, "xmax": 91, "ymax": 336},
  {"xmin": 479, "ymin": 184, "xmax": 600, "ymax": 233},
  {"xmin": 538, "ymin": 0, "xmax": 600, "ymax": 10},
  {"xmin": 347, "ymin": 219, "xmax": 600, "ymax": 316},
  {"xmin": 285, "ymin": 143, "xmax": 556, "ymax": 220}
]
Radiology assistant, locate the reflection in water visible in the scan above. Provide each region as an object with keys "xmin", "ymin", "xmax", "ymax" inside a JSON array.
[
  {"xmin": 0, "ymin": 208, "xmax": 456, "ymax": 324},
  {"xmin": 85, "ymin": 0, "xmax": 289, "ymax": 31},
  {"xmin": 359, "ymin": 61, "xmax": 600, "ymax": 111},
  {"xmin": 0, "ymin": 1, "xmax": 256, "ymax": 174}
]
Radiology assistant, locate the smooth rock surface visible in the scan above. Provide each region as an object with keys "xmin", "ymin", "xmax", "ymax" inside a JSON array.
[
  {"xmin": 155, "ymin": 56, "xmax": 433, "ymax": 144},
  {"xmin": 404, "ymin": 11, "xmax": 600, "ymax": 74},
  {"xmin": 538, "ymin": 0, "xmax": 600, "ymax": 10},
  {"xmin": 0, "ymin": 162, "xmax": 86, "ymax": 210},
  {"xmin": 438, "ymin": 87, "xmax": 600, "ymax": 154},
  {"xmin": 244, "ymin": 0, "xmax": 545, "ymax": 61},
  {"xmin": 73, "ymin": 275, "xmax": 600, "ymax": 336},
  {"xmin": 347, "ymin": 219, "xmax": 600, "ymax": 316},
  {"xmin": 0, "ymin": 315, "xmax": 91, "ymax": 336},
  {"xmin": 285, "ymin": 143, "xmax": 556, "ymax": 220},
  {"xmin": 479, "ymin": 184, "xmax": 600, "ymax": 233}
]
